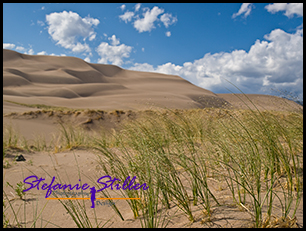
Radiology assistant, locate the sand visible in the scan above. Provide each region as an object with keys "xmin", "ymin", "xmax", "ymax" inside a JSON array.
[
  {"xmin": 4, "ymin": 49, "xmax": 302, "ymax": 112},
  {"xmin": 3, "ymin": 49, "xmax": 225, "ymax": 111},
  {"xmin": 3, "ymin": 49, "xmax": 303, "ymax": 228}
]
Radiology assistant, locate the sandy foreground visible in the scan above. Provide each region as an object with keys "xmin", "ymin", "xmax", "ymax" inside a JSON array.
[{"xmin": 3, "ymin": 49, "xmax": 303, "ymax": 228}]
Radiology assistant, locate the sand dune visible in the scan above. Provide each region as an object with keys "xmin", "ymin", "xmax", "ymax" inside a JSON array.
[
  {"xmin": 3, "ymin": 49, "xmax": 227, "ymax": 111},
  {"xmin": 3, "ymin": 49, "xmax": 302, "ymax": 113}
]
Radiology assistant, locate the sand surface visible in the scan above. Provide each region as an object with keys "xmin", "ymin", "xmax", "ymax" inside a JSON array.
[
  {"xmin": 4, "ymin": 49, "xmax": 302, "ymax": 112},
  {"xmin": 3, "ymin": 150, "xmax": 303, "ymax": 228},
  {"xmin": 3, "ymin": 49, "xmax": 226, "ymax": 111},
  {"xmin": 3, "ymin": 49, "xmax": 303, "ymax": 228}
]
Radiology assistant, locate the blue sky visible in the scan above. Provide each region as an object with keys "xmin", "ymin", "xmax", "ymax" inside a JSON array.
[{"xmin": 3, "ymin": 3, "xmax": 303, "ymax": 99}]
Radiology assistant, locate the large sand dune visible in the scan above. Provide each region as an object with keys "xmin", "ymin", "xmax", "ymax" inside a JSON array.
[
  {"xmin": 3, "ymin": 49, "xmax": 229, "ymax": 111},
  {"xmin": 4, "ymin": 49, "xmax": 302, "ymax": 113}
]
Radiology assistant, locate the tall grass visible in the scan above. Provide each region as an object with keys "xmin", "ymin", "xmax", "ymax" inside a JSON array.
[
  {"xmin": 3, "ymin": 123, "xmax": 20, "ymax": 150},
  {"xmin": 93, "ymin": 106, "xmax": 302, "ymax": 227},
  {"xmin": 3, "ymin": 99, "xmax": 303, "ymax": 227},
  {"xmin": 3, "ymin": 122, "xmax": 98, "ymax": 155}
]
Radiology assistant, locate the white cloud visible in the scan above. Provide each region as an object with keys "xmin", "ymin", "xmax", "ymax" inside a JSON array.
[
  {"xmin": 232, "ymin": 3, "xmax": 253, "ymax": 19},
  {"xmin": 3, "ymin": 43, "xmax": 16, "ymax": 49},
  {"xmin": 3, "ymin": 43, "xmax": 37, "ymax": 56},
  {"xmin": 88, "ymin": 32, "xmax": 96, "ymax": 41},
  {"xmin": 119, "ymin": 11, "xmax": 135, "ymax": 23},
  {"xmin": 135, "ymin": 3, "xmax": 141, "ymax": 12},
  {"xmin": 130, "ymin": 62, "xmax": 183, "ymax": 77},
  {"xmin": 26, "ymin": 48, "xmax": 35, "ymax": 55},
  {"xmin": 96, "ymin": 36, "xmax": 133, "ymax": 66},
  {"xmin": 45, "ymin": 11, "xmax": 99, "ymax": 53},
  {"xmin": 120, "ymin": 4, "xmax": 126, "ymax": 11},
  {"xmin": 133, "ymin": 6, "xmax": 164, "ymax": 32},
  {"xmin": 17, "ymin": 46, "xmax": 35, "ymax": 55},
  {"xmin": 84, "ymin": 57, "xmax": 91, "ymax": 63},
  {"xmin": 82, "ymin": 16, "xmax": 100, "ymax": 26},
  {"xmin": 265, "ymin": 3, "xmax": 303, "ymax": 17},
  {"xmin": 130, "ymin": 28, "xmax": 303, "ymax": 99},
  {"xmin": 16, "ymin": 46, "xmax": 26, "ymax": 52},
  {"xmin": 37, "ymin": 51, "xmax": 47, "ymax": 55},
  {"xmin": 108, "ymin": 35, "xmax": 120, "ymax": 46},
  {"xmin": 71, "ymin": 42, "xmax": 91, "ymax": 53},
  {"xmin": 160, "ymin": 13, "xmax": 177, "ymax": 28},
  {"xmin": 165, "ymin": 31, "xmax": 171, "ymax": 37},
  {"xmin": 119, "ymin": 5, "xmax": 177, "ymax": 34},
  {"xmin": 131, "ymin": 62, "xmax": 155, "ymax": 72},
  {"xmin": 49, "ymin": 53, "xmax": 67, "ymax": 57}
]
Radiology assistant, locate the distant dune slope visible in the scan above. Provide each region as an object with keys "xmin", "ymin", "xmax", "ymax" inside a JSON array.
[{"xmin": 3, "ymin": 49, "xmax": 302, "ymax": 112}]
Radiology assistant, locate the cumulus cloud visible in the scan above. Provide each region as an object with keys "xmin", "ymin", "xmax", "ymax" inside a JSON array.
[
  {"xmin": 50, "ymin": 53, "xmax": 67, "ymax": 57},
  {"xmin": 71, "ymin": 43, "xmax": 91, "ymax": 53},
  {"xmin": 45, "ymin": 11, "xmax": 99, "ymax": 53},
  {"xmin": 37, "ymin": 51, "xmax": 48, "ymax": 55},
  {"xmin": 165, "ymin": 31, "xmax": 171, "ymax": 37},
  {"xmin": 88, "ymin": 33, "xmax": 96, "ymax": 41},
  {"xmin": 265, "ymin": 3, "xmax": 303, "ymax": 17},
  {"xmin": 3, "ymin": 43, "xmax": 37, "ymax": 55},
  {"xmin": 4, "ymin": 45, "xmax": 68, "ymax": 57},
  {"xmin": 135, "ymin": 3, "xmax": 141, "ymax": 12},
  {"xmin": 119, "ymin": 11, "xmax": 135, "ymax": 23},
  {"xmin": 130, "ymin": 28, "xmax": 303, "ymax": 99},
  {"xmin": 133, "ymin": 6, "xmax": 164, "ymax": 32},
  {"xmin": 131, "ymin": 62, "xmax": 156, "ymax": 72},
  {"xmin": 160, "ymin": 13, "xmax": 177, "ymax": 28},
  {"xmin": 37, "ymin": 51, "xmax": 66, "ymax": 56},
  {"xmin": 120, "ymin": 4, "xmax": 126, "ymax": 11},
  {"xmin": 16, "ymin": 46, "xmax": 26, "ymax": 52},
  {"xmin": 26, "ymin": 48, "xmax": 35, "ymax": 55},
  {"xmin": 119, "ymin": 4, "xmax": 177, "ymax": 35},
  {"xmin": 232, "ymin": 3, "xmax": 254, "ymax": 19},
  {"xmin": 96, "ymin": 35, "xmax": 133, "ymax": 66},
  {"xmin": 108, "ymin": 35, "xmax": 120, "ymax": 46},
  {"xmin": 3, "ymin": 43, "xmax": 15, "ymax": 49}
]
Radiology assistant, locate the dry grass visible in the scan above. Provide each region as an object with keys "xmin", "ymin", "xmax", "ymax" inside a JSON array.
[{"xmin": 3, "ymin": 107, "xmax": 303, "ymax": 228}]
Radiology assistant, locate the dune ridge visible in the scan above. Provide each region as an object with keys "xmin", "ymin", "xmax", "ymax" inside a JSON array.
[
  {"xmin": 3, "ymin": 49, "xmax": 227, "ymax": 111},
  {"xmin": 3, "ymin": 49, "xmax": 302, "ymax": 113}
]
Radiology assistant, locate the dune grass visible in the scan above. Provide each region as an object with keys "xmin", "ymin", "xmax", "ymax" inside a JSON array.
[
  {"xmin": 3, "ymin": 102, "xmax": 303, "ymax": 227},
  {"xmin": 92, "ymin": 107, "xmax": 302, "ymax": 227}
]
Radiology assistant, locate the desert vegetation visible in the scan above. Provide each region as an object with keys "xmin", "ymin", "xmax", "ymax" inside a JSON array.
[{"xmin": 3, "ymin": 103, "xmax": 303, "ymax": 228}]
